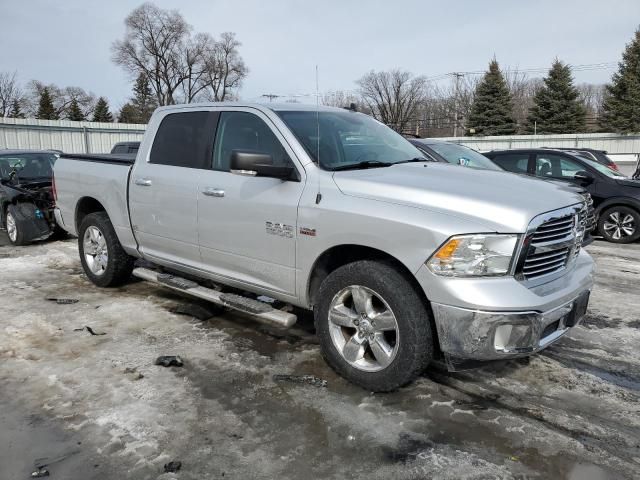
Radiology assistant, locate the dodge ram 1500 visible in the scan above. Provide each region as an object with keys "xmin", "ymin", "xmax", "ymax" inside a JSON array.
[{"xmin": 54, "ymin": 103, "xmax": 594, "ymax": 391}]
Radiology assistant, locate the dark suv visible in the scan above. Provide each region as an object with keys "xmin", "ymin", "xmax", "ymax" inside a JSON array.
[{"xmin": 485, "ymin": 148, "xmax": 640, "ymax": 243}]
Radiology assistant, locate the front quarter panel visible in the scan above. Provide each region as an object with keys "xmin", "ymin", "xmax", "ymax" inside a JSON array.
[{"xmin": 295, "ymin": 172, "xmax": 495, "ymax": 307}]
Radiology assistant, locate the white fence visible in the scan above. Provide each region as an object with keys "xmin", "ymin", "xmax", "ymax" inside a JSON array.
[
  {"xmin": 439, "ymin": 132, "xmax": 640, "ymax": 165},
  {"xmin": 0, "ymin": 117, "xmax": 146, "ymax": 154}
]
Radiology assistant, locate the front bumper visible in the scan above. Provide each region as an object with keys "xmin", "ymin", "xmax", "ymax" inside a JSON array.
[
  {"xmin": 432, "ymin": 289, "xmax": 590, "ymax": 368},
  {"xmin": 419, "ymin": 249, "xmax": 594, "ymax": 370}
]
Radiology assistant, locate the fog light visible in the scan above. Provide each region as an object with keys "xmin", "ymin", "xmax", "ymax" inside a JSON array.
[{"xmin": 494, "ymin": 324, "xmax": 533, "ymax": 352}]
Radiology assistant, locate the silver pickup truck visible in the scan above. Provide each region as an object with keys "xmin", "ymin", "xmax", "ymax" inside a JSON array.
[{"xmin": 54, "ymin": 103, "xmax": 594, "ymax": 391}]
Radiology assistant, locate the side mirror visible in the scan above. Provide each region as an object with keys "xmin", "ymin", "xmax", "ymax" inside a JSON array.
[
  {"xmin": 574, "ymin": 170, "xmax": 594, "ymax": 184},
  {"xmin": 230, "ymin": 150, "xmax": 295, "ymax": 180}
]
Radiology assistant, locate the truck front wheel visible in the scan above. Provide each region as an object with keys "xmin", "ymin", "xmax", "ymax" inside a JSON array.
[
  {"xmin": 78, "ymin": 212, "xmax": 134, "ymax": 287},
  {"xmin": 314, "ymin": 260, "xmax": 433, "ymax": 392}
]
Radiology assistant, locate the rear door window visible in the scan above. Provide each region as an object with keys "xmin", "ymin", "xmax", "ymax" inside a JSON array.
[
  {"xmin": 490, "ymin": 153, "xmax": 530, "ymax": 173},
  {"xmin": 150, "ymin": 111, "xmax": 219, "ymax": 169},
  {"xmin": 535, "ymin": 154, "xmax": 583, "ymax": 179}
]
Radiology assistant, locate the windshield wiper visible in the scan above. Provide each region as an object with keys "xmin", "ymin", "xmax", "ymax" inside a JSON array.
[
  {"xmin": 331, "ymin": 160, "xmax": 394, "ymax": 171},
  {"xmin": 394, "ymin": 157, "xmax": 431, "ymax": 164}
]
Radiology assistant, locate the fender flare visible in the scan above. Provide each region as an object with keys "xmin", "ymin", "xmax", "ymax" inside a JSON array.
[{"xmin": 595, "ymin": 196, "xmax": 640, "ymax": 217}]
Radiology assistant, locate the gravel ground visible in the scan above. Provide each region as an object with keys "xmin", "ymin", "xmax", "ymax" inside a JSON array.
[{"xmin": 0, "ymin": 231, "xmax": 639, "ymax": 480}]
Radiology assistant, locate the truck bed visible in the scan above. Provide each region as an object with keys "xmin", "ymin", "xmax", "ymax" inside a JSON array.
[
  {"xmin": 54, "ymin": 154, "xmax": 138, "ymax": 254},
  {"xmin": 61, "ymin": 153, "xmax": 136, "ymax": 165}
]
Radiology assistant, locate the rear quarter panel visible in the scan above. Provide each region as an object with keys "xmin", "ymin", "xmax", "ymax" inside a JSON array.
[{"xmin": 54, "ymin": 158, "xmax": 138, "ymax": 253}]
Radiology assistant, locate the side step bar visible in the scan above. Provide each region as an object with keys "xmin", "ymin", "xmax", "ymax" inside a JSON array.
[{"xmin": 132, "ymin": 267, "xmax": 297, "ymax": 328}]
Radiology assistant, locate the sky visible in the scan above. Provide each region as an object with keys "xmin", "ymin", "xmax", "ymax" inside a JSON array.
[{"xmin": 1, "ymin": 0, "xmax": 639, "ymax": 110}]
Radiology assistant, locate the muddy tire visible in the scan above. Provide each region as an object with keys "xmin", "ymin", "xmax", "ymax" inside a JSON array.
[
  {"xmin": 597, "ymin": 206, "xmax": 640, "ymax": 244},
  {"xmin": 6, "ymin": 205, "xmax": 27, "ymax": 246},
  {"xmin": 78, "ymin": 212, "xmax": 134, "ymax": 287},
  {"xmin": 314, "ymin": 260, "xmax": 433, "ymax": 392}
]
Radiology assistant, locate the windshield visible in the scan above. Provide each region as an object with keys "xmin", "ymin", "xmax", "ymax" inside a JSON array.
[
  {"xmin": 425, "ymin": 142, "xmax": 501, "ymax": 170},
  {"xmin": 276, "ymin": 110, "xmax": 426, "ymax": 170},
  {"xmin": 580, "ymin": 156, "xmax": 626, "ymax": 178},
  {"xmin": 0, "ymin": 153, "xmax": 57, "ymax": 183}
]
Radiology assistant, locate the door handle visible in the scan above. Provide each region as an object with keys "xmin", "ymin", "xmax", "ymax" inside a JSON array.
[
  {"xmin": 135, "ymin": 178, "xmax": 153, "ymax": 187},
  {"xmin": 203, "ymin": 188, "xmax": 225, "ymax": 198}
]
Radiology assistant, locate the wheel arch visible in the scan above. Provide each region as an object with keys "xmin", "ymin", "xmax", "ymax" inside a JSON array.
[
  {"xmin": 75, "ymin": 196, "xmax": 108, "ymax": 233},
  {"xmin": 595, "ymin": 197, "xmax": 640, "ymax": 217},
  {"xmin": 306, "ymin": 244, "xmax": 441, "ymax": 356}
]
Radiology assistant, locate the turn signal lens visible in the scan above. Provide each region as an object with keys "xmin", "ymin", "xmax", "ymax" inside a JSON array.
[{"xmin": 434, "ymin": 238, "xmax": 460, "ymax": 260}]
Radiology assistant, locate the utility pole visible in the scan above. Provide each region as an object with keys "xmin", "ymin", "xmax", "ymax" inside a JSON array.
[
  {"xmin": 261, "ymin": 94, "xmax": 281, "ymax": 102},
  {"xmin": 450, "ymin": 72, "xmax": 464, "ymax": 137}
]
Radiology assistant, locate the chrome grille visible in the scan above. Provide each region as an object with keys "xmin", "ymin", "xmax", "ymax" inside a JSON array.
[
  {"xmin": 519, "ymin": 205, "xmax": 586, "ymax": 281},
  {"xmin": 530, "ymin": 215, "xmax": 575, "ymax": 244},
  {"xmin": 522, "ymin": 248, "xmax": 570, "ymax": 277}
]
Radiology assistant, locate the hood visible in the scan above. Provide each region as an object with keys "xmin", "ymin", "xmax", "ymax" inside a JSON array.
[{"xmin": 332, "ymin": 163, "xmax": 584, "ymax": 232}]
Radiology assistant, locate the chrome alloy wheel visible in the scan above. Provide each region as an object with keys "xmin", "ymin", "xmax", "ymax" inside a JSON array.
[
  {"xmin": 83, "ymin": 226, "xmax": 108, "ymax": 276},
  {"xmin": 603, "ymin": 211, "xmax": 636, "ymax": 240},
  {"xmin": 6, "ymin": 212, "xmax": 17, "ymax": 242},
  {"xmin": 328, "ymin": 285, "xmax": 400, "ymax": 372}
]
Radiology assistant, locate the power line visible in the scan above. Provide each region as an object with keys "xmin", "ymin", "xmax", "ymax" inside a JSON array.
[{"xmin": 247, "ymin": 61, "xmax": 618, "ymax": 104}]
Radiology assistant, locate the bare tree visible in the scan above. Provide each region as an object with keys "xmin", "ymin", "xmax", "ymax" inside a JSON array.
[
  {"xmin": 321, "ymin": 90, "xmax": 361, "ymax": 109},
  {"xmin": 181, "ymin": 33, "xmax": 214, "ymax": 103},
  {"xmin": 414, "ymin": 76, "xmax": 477, "ymax": 137},
  {"xmin": 112, "ymin": 5, "xmax": 247, "ymax": 105},
  {"xmin": 23, "ymin": 80, "xmax": 96, "ymax": 118},
  {"xmin": 200, "ymin": 32, "xmax": 248, "ymax": 102},
  {"xmin": 504, "ymin": 71, "xmax": 543, "ymax": 132},
  {"xmin": 112, "ymin": 3, "xmax": 191, "ymax": 106},
  {"xmin": 357, "ymin": 70, "xmax": 427, "ymax": 133},
  {"xmin": 0, "ymin": 71, "xmax": 23, "ymax": 117},
  {"xmin": 577, "ymin": 83, "xmax": 607, "ymax": 130}
]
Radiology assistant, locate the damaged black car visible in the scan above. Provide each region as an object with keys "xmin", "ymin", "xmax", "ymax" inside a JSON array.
[{"xmin": 0, "ymin": 150, "xmax": 59, "ymax": 245}]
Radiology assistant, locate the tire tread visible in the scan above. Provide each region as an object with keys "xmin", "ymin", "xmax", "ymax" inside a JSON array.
[
  {"xmin": 78, "ymin": 212, "xmax": 134, "ymax": 287},
  {"xmin": 314, "ymin": 260, "xmax": 433, "ymax": 392}
]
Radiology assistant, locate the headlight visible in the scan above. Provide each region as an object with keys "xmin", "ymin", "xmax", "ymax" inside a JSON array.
[{"xmin": 427, "ymin": 234, "xmax": 519, "ymax": 277}]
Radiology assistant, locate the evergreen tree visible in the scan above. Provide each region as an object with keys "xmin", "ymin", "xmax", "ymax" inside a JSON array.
[
  {"xmin": 92, "ymin": 97, "xmax": 113, "ymax": 122},
  {"xmin": 600, "ymin": 29, "xmax": 640, "ymax": 133},
  {"xmin": 36, "ymin": 87, "xmax": 58, "ymax": 120},
  {"xmin": 67, "ymin": 98, "xmax": 86, "ymax": 121},
  {"xmin": 8, "ymin": 99, "xmax": 24, "ymax": 119},
  {"xmin": 526, "ymin": 60, "xmax": 586, "ymax": 134},
  {"xmin": 131, "ymin": 73, "xmax": 157, "ymax": 123},
  {"xmin": 118, "ymin": 102, "xmax": 138, "ymax": 123},
  {"xmin": 466, "ymin": 59, "xmax": 517, "ymax": 136}
]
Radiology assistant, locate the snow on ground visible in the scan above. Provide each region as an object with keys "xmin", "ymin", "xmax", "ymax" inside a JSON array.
[{"xmin": 0, "ymin": 234, "xmax": 639, "ymax": 479}]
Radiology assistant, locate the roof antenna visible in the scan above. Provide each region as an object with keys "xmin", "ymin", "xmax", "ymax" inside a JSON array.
[
  {"xmin": 315, "ymin": 65, "xmax": 320, "ymax": 166},
  {"xmin": 315, "ymin": 65, "xmax": 322, "ymax": 205}
]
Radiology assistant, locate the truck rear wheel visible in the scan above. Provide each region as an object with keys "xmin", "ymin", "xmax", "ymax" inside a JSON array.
[
  {"xmin": 78, "ymin": 212, "xmax": 134, "ymax": 287},
  {"xmin": 314, "ymin": 260, "xmax": 433, "ymax": 392}
]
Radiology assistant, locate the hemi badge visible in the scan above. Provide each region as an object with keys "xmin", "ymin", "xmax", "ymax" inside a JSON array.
[{"xmin": 300, "ymin": 227, "xmax": 316, "ymax": 237}]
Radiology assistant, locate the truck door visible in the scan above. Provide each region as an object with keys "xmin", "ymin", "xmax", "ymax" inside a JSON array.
[
  {"xmin": 197, "ymin": 109, "xmax": 305, "ymax": 297},
  {"xmin": 129, "ymin": 111, "xmax": 218, "ymax": 266}
]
